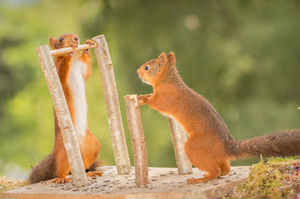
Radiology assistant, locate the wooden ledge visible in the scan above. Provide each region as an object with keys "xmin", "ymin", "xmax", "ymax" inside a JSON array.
[{"xmin": 2, "ymin": 166, "xmax": 249, "ymax": 199}]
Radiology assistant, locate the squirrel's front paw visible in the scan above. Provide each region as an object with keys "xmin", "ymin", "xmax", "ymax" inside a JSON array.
[
  {"xmin": 83, "ymin": 40, "xmax": 96, "ymax": 53},
  {"xmin": 69, "ymin": 43, "xmax": 78, "ymax": 56},
  {"xmin": 85, "ymin": 40, "xmax": 96, "ymax": 47},
  {"xmin": 145, "ymin": 94, "xmax": 153, "ymax": 98},
  {"xmin": 70, "ymin": 42, "xmax": 78, "ymax": 49},
  {"xmin": 138, "ymin": 94, "xmax": 152, "ymax": 106}
]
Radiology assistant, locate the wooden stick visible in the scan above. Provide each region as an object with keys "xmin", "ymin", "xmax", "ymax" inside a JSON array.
[
  {"xmin": 124, "ymin": 95, "xmax": 149, "ymax": 187},
  {"xmin": 92, "ymin": 35, "xmax": 131, "ymax": 174},
  {"xmin": 36, "ymin": 45, "xmax": 87, "ymax": 187},
  {"xmin": 167, "ymin": 118, "xmax": 193, "ymax": 174},
  {"xmin": 50, "ymin": 44, "xmax": 95, "ymax": 56}
]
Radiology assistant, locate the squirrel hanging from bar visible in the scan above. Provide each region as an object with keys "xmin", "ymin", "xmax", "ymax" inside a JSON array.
[
  {"xmin": 137, "ymin": 52, "xmax": 300, "ymax": 183},
  {"xmin": 29, "ymin": 33, "xmax": 102, "ymax": 184}
]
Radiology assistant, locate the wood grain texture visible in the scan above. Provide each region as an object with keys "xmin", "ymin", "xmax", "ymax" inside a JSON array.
[
  {"xmin": 92, "ymin": 35, "xmax": 131, "ymax": 174},
  {"xmin": 50, "ymin": 44, "xmax": 95, "ymax": 56},
  {"xmin": 167, "ymin": 118, "xmax": 192, "ymax": 175},
  {"xmin": 36, "ymin": 45, "xmax": 87, "ymax": 186},
  {"xmin": 2, "ymin": 166, "xmax": 249, "ymax": 199},
  {"xmin": 124, "ymin": 95, "xmax": 149, "ymax": 186}
]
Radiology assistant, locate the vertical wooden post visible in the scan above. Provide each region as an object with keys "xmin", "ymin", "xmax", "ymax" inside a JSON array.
[
  {"xmin": 93, "ymin": 35, "xmax": 131, "ymax": 174},
  {"xmin": 124, "ymin": 95, "xmax": 149, "ymax": 187},
  {"xmin": 36, "ymin": 45, "xmax": 87, "ymax": 187},
  {"xmin": 168, "ymin": 118, "xmax": 193, "ymax": 174}
]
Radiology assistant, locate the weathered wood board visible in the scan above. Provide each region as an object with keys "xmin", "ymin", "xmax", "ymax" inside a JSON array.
[{"xmin": 2, "ymin": 166, "xmax": 249, "ymax": 199}]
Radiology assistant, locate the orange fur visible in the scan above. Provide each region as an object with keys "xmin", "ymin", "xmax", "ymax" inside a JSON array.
[
  {"xmin": 29, "ymin": 35, "xmax": 104, "ymax": 184},
  {"xmin": 137, "ymin": 52, "xmax": 300, "ymax": 183},
  {"xmin": 137, "ymin": 52, "xmax": 233, "ymax": 183}
]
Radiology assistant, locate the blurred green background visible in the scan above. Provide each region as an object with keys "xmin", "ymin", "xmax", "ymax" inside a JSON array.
[{"xmin": 0, "ymin": 0, "xmax": 300, "ymax": 178}]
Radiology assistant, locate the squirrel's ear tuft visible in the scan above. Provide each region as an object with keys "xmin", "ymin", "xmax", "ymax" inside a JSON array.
[
  {"xmin": 167, "ymin": 52, "xmax": 176, "ymax": 66},
  {"xmin": 49, "ymin": 37, "xmax": 57, "ymax": 49},
  {"xmin": 157, "ymin": 52, "xmax": 167, "ymax": 67}
]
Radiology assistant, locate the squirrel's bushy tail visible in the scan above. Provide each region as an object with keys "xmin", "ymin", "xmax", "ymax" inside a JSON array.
[
  {"xmin": 29, "ymin": 155, "xmax": 103, "ymax": 184},
  {"xmin": 29, "ymin": 154, "xmax": 57, "ymax": 184},
  {"xmin": 233, "ymin": 130, "xmax": 300, "ymax": 159}
]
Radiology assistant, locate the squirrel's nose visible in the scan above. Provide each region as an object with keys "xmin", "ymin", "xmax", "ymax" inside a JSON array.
[
  {"xmin": 137, "ymin": 69, "xmax": 142, "ymax": 78},
  {"xmin": 73, "ymin": 37, "xmax": 79, "ymax": 45}
]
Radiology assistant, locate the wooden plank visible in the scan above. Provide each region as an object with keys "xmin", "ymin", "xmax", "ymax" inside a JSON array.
[
  {"xmin": 2, "ymin": 166, "xmax": 249, "ymax": 199},
  {"xmin": 92, "ymin": 35, "xmax": 131, "ymax": 174},
  {"xmin": 124, "ymin": 95, "xmax": 149, "ymax": 186},
  {"xmin": 36, "ymin": 45, "xmax": 87, "ymax": 186}
]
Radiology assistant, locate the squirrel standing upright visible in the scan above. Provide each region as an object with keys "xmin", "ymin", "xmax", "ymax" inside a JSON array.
[
  {"xmin": 137, "ymin": 52, "xmax": 300, "ymax": 183},
  {"xmin": 29, "ymin": 33, "xmax": 102, "ymax": 184}
]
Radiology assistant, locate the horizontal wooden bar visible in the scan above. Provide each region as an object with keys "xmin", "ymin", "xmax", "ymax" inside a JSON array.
[{"xmin": 50, "ymin": 44, "xmax": 96, "ymax": 56}]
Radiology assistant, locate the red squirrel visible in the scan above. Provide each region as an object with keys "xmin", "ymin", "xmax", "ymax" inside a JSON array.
[
  {"xmin": 29, "ymin": 33, "xmax": 102, "ymax": 184},
  {"xmin": 137, "ymin": 52, "xmax": 300, "ymax": 183}
]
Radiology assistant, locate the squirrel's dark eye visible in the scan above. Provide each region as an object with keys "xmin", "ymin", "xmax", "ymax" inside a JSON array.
[
  {"xmin": 74, "ymin": 37, "xmax": 78, "ymax": 41},
  {"xmin": 59, "ymin": 37, "xmax": 64, "ymax": 43},
  {"xmin": 144, "ymin": 65, "xmax": 149, "ymax": 71}
]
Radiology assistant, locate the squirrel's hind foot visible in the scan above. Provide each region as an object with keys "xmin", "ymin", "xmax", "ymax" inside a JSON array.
[
  {"xmin": 86, "ymin": 170, "xmax": 103, "ymax": 177},
  {"xmin": 187, "ymin": 173, "xmax": 220, "ymax": 184},
  {"xmin": 53, "ymin": 176, "xmax": 70, "ymax": 184},
  {"xmin": 187, "ymin": 177, "xmax": 205, "ymax": 184}
]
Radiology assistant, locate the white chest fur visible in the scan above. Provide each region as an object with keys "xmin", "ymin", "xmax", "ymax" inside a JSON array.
[{"xmin": 68, "ymin": 57, "xmax": 87, "ymax": 137}]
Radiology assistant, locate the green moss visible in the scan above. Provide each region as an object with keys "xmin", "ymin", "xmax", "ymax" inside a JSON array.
[
  {"xmin": 231, "ymin": 157, "xmax": 300, "ymax": 199},
  {"xmin": 0, "ymin": 176, "xmax": 28, "ymax": 192}
]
